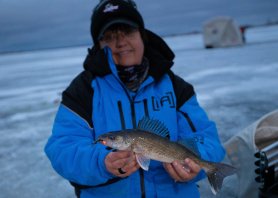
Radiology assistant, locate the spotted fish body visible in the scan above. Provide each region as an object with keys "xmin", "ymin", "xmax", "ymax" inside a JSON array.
[{"xmin": 95, "ymin": 117, "xmax": 236, "ymax": 194}]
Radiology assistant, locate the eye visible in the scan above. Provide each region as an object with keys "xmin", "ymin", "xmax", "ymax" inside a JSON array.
[
  {"xmin": 123, "ymin": 27, "xmax": 138, "ymax": 35},
  {"xmin": 109, "ymin": 136, "xmax": 116, "ymax": 140}
]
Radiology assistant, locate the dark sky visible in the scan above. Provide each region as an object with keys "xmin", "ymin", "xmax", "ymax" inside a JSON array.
[{"xmin": 1, "ymin": 0, "xmax": 278, "ymax": 53}]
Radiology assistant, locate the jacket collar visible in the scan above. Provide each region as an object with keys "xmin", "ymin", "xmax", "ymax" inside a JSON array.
[{"xmin": 83, "ymin": 29, "xmax": 175, "ymax": 81}]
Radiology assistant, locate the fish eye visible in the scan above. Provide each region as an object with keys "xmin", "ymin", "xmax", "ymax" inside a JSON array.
[{"xmin": 109, "ymin": 136, "xmax": 116, "ymax": 140}]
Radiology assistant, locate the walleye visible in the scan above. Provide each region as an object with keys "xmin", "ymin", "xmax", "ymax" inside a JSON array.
[{"xmin": 95, "ymin": 117, "xmax": 236, "ymax": 194}]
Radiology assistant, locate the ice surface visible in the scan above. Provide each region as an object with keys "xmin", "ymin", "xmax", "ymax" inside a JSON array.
[{"xmin": 0, "ymin": 25, "xmax": 277, "ymax": 197}]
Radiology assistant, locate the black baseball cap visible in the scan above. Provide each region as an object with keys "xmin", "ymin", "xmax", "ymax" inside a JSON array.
[{"xmin": 91, "ymin": 0, "xmax": 145, "ymax": 44}]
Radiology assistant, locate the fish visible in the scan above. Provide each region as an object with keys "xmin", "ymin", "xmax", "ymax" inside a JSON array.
[{"xmin": 95, "ymin": 117, "xmax": 236, "ymax": 194}]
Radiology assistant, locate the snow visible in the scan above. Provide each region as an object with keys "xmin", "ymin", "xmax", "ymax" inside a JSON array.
[{"xmin": 0, "ymin": 25, "xmax": 277, "ymax": 197}]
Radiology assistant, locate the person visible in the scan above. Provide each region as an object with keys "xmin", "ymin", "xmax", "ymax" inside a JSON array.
[{"xmin": 44, "ymin": 0, "xmax": 226, "ymax": 197}]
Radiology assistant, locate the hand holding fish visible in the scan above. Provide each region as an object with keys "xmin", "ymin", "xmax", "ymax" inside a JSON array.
[
  {"xmin": 105, "ymin": 150, "xmax": 140, "ymax": 178},
  {"xmin": 163, "ymin": 158, "xmax": 201, "ymax": 182}
]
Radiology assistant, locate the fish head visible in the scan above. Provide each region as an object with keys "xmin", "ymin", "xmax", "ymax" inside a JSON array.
[{"xmin": 95, "ymin": 132, "xmax": 131, "ymax": 150}]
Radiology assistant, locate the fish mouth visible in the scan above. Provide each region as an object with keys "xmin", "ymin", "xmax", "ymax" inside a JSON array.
[
  {"xmin": 94, "ymin": 138, "xmax": 108, "ymax": 145},
  {"xmin": 94, "ymin": 139, "xmax": 103, "ymax": 144}
]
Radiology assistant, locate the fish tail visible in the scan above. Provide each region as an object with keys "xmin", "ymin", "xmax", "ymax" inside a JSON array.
[{"xmin": 206, "ymin": 162, "xmax": 237, "ymax": 194}]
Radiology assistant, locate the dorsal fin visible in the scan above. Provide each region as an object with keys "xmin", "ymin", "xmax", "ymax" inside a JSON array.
[{"xmin": 137, "ymin": 116, "xmax": 169, "ymax": 138}]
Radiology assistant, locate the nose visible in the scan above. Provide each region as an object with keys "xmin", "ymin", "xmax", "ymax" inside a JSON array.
[{"xmin": 115, "ymin": 32, "xmax": 127, "ymax": 48}]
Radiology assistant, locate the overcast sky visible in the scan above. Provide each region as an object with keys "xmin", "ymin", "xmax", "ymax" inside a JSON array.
[{"xmin": 1, "ymin": 0, "xmax": 278, "ymax": 53}]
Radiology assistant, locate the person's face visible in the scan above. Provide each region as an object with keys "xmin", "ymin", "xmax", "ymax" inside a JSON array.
[{"xmin": 99, "ymin": 25, "xmax": 144, "ymax": 66}]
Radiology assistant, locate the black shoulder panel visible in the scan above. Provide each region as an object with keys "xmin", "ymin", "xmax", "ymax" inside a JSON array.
[
  {"xmin": 168, "ymin": 70, "xmax": 195, "ymax": 109},
  {"xmin": 61, "ymin": 71, "xmax": 95, "ymax": 128}
]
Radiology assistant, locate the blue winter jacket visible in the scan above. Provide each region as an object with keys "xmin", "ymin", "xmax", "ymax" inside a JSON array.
[{"xmin": 45, "ymin": 31, "xmax": 225, "ymax": 198}]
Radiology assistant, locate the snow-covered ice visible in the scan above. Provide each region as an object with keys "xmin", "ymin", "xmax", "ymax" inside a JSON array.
[{"xmin": 0, "ymin": 25, "xmax": 277, "ymax": 197}]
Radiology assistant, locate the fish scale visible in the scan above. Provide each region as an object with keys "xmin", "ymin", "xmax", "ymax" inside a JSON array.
[
  {"xmin": 134, "ymin": 131, "xmax": 198, "ymax": 163},
  {"xmin": 95, "ymin": 117, "xmax": 236, "ymax": 194}
]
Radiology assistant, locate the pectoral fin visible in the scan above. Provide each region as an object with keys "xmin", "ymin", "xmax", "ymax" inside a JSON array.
[{"xmin": 136, "ymin": 154, "xmax": 151, "ymax": 171}]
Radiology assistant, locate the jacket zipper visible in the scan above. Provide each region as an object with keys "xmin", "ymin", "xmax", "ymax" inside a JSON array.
[
  {"xmin": 117, "ymin": 101, "xmax": 126, "ymax": 130},
  {"xmin": 113, "ymin": 72, "xmax": 146, "ymax": 198},
  {"xmin": 131, "ymin": 101, "xmax": 146, "ymax": 198}
]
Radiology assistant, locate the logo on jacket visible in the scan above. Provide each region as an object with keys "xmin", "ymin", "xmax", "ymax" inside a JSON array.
[
  {"xmin": 103, "ymin": 3, "xmax": 119, "ymax": 13},
  {"xmin": 152, "ymin": 92, "xmax": 175, "ymax": 111}
]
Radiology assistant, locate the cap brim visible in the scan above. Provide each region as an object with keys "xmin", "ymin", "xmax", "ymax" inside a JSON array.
[{"xmin": 97, "ymin": 18, "xmax": 138, "ymax": 40}]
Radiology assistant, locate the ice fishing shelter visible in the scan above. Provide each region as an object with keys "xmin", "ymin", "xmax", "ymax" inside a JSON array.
[{"xmin": 202, "ymin": 16, "xmax": 244, "ymax": 48}]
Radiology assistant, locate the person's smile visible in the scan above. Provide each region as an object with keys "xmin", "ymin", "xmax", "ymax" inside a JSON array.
[{"xmin": 117, "ymin": 49, "xmax": 133, "ymax": 56}]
